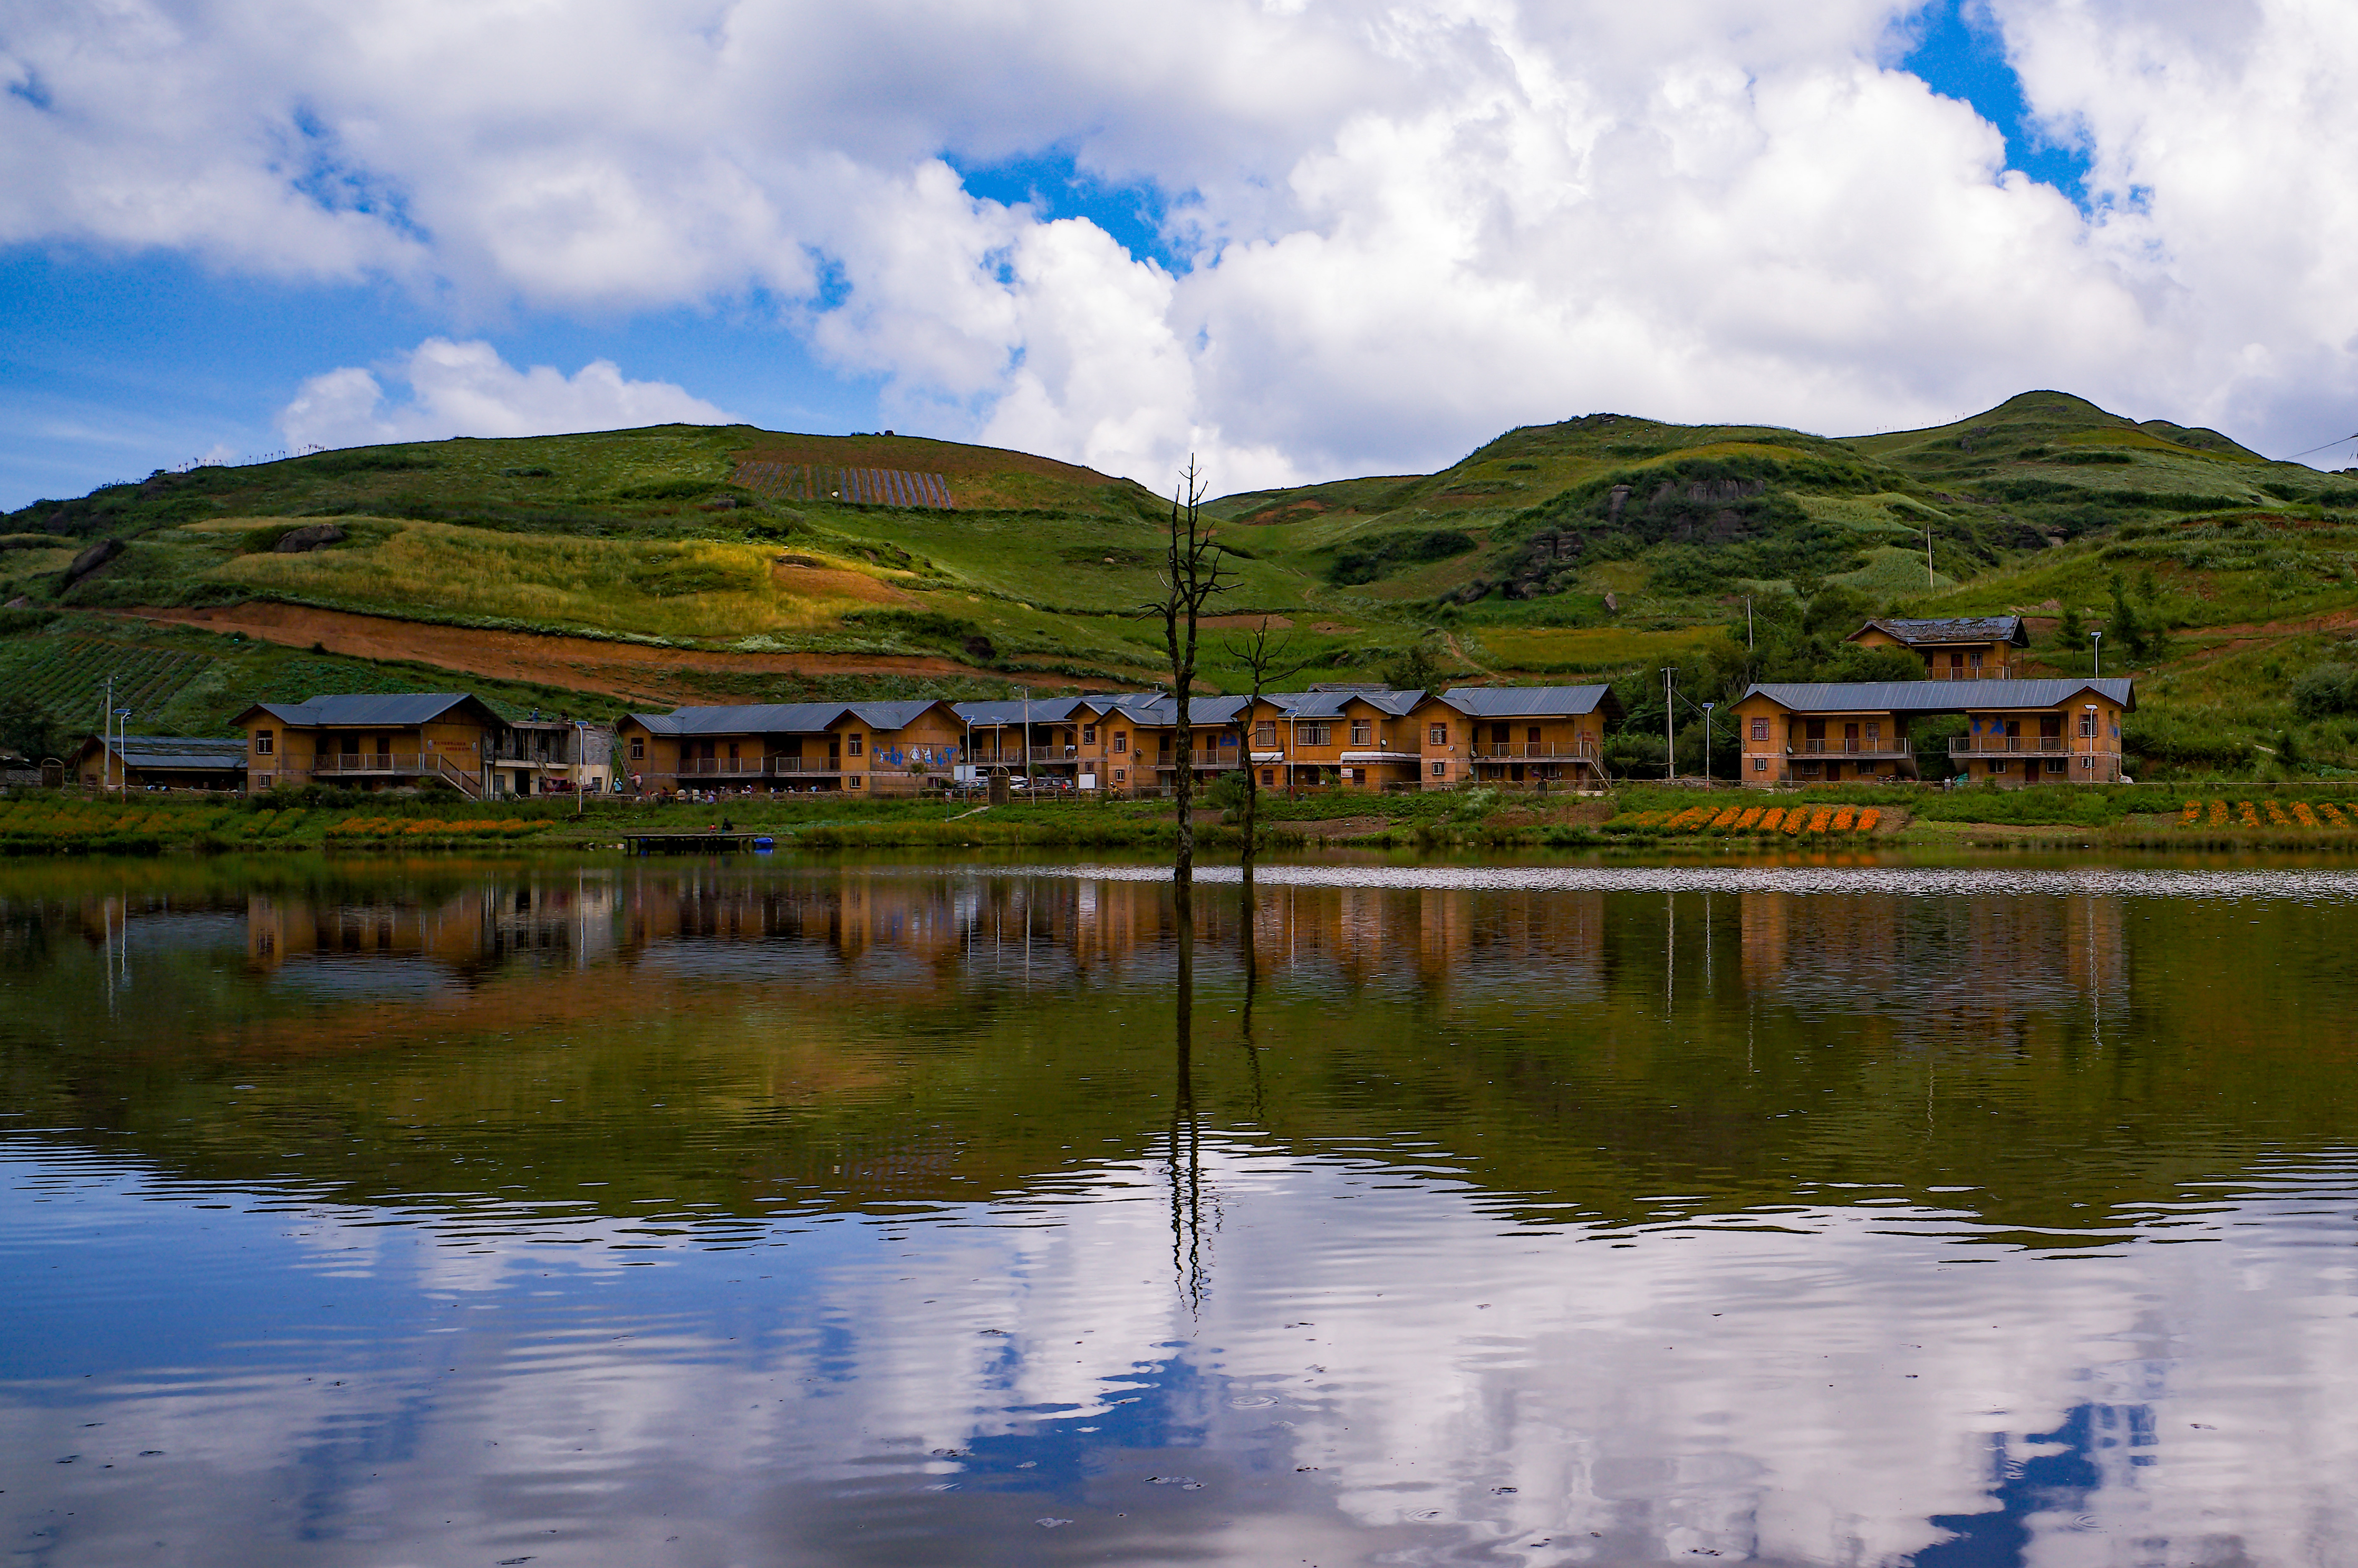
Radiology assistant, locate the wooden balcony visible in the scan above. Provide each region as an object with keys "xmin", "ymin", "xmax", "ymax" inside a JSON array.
[
  {"xmin": 1791, "ymin": 738, "xmax": 1914, "ymax": 758},
  {"xmin": 1949, "ymin": 735, "xmax": 2108, "ymax": 756},
  {"xmin": 1925, "ymin": 663, "xmax": 2015, "ymax": 679},
  {"xmin": 1469, "ymin": 741, "xmax": 1599, "ymax": 760}
]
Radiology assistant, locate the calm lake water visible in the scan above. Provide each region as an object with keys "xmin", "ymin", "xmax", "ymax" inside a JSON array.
[{"xmin": 5, "ymin": 851, "xmax": 2358, "ymax": 1567}]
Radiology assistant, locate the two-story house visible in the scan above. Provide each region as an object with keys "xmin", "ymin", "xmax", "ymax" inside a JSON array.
[
  {"xmin": 1846, "ymin": 616, "xmax": 2030, "ymax": 680},
  {"xmin": 618, "ymin": 699, "xmax": 966, "ymax": 795},
  {"xmin": 237, "ymin": 693, "xmax": 508, "ymax": 796},
  {"xmin": 1422, "ymin": 685, "xmax": 1620, "ymax": 790},
  {"xmin": 1734, "ymin": 678, "xmax": 2134, "ymax": 787}
]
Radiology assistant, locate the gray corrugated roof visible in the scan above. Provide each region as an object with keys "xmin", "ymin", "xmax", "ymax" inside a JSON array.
[
  {"xmin": 249, "ymin": 693, "xmax": 484, "ymax": 726},
  {"xmin": 628, "ymin": 700, "xmax": 951, "ymax": 736},
  {"xmin": 841, "ymin": 700, "xmax": 947, "ymax": 730},
  {"xmin": 97, "ymin": 735, "xmax": 249, "ymax": 770},
  {"xmin": 1108, "ymin": 694, "xmax": 1253, "ymax": 726},
  {"xmin": 952, "ymin": 697, "xmax": 1089, "ymax": 725},
  {"xmin": 1852, "ymin": 616, "xmax": 2028, "ymax": 648},
  {"xmin": 1743, "ymin": 678, "xmax": 2134, "ymax": 714},
  {"xmin": 1440, "ymin": 684, "xmax": 1617, "ymax": 718}
]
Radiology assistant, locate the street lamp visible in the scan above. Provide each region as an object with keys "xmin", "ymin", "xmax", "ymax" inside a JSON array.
[
  {"xmin": 2091, "ymin": 629, "xmax": 2102, "ymax": 679},
  {"xmin": 1702, "ymin": 702, "xmax": 1715, "ymax": 785}
]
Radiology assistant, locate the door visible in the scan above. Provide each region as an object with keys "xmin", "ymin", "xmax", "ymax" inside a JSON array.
[
  {"xmin": 1843, "ymin": 722, "xmax": 1860, "ymax": 753},
  {"xmin": 2039, "ymin": 715, "xmax": 2063, "ymax": 752}
]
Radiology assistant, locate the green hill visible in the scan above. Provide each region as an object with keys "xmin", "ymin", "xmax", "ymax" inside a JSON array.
[{"xmin": 7, "ymin": 396, "xmax": 2358, "ymax": 780}]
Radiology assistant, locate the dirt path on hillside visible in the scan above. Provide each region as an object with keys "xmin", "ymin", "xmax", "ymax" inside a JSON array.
[{"xmin": 110, "ymin": 603, "xmax": 1062, "ymax": 702}]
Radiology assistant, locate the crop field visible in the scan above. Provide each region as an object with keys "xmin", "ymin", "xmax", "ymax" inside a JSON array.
[
  {"xmin": 1607, "ymin": 803, "xmax": 1883, "ymax": 836},
  {"xmin": 0, "ymin": 636, "xmax": 218, "ymax": 724},
  {"xmin": 1464, "ymin": 623, "xmax": 1734, "ymax": 674}
]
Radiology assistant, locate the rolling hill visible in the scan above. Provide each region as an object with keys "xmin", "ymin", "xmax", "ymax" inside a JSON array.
[{"xmin": 6, "ymin": 395, "xmax": 2358, "ymax": 779}]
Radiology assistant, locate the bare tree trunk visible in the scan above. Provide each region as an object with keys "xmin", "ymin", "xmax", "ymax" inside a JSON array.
[
  {"xmin": 1225, "ymin": 615, "xmax": 1303, "ymax": 891},
  {"xmin": 1151, "ymin": 457, "xmax": 1232, "ymax": 910}
]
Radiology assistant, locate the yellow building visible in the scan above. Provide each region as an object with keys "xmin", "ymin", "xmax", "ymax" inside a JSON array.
[
  {"xmin": 619, "ymin": 699, "xmax": 966, "ymax": 795},
  {"xmin": 1733, "ymin": 678, "xmax": 2133, "ymax": 787},
  {"xmin": 237, "ymin": 693, "xmax": 507, "ymax": 796},
  {"xmin": 1846, "ymin": 616, "xmax": 2029, "ymax": 680},
  {"xmin": 1420, "ymin": 685, "xmax": 1620, "ymax": 790}
]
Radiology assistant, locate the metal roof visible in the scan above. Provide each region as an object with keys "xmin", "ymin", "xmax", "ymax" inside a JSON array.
[
  {"xmin": 1742, "ymin": 678, "xmax": 2135, "ymax": 714},
  {"xmin": 89, "ymin": 735, "xmax": 250, "ymax": 771},
  {"xmin": 1106, "ymin": 694, "xmax": 1254, "ymax": 726},
  {"xmin": 951, "ymin": 697, "xmax": 1098, "ymax": 725},
  {"xmin": 1438, "ymin": 684, "xmax": 1619, "ymax": 719},
  {"xmin": 1851, "ymin": 616, "xmax": 2028, "ymax": 648},
  {"xmin": 245, "ymin": 693, "xmax": 489, "ymax": 726},
  {"xmin": 1258, "ymin": 689, "xmax": 1425, "ymax": 718},
  {"xmin": 628, "ymin": 700, "xmax": 951, "ymax": 735}
]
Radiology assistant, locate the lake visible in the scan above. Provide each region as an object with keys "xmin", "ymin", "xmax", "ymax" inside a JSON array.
[{"xmin": 4, "ymin": 851, "xmax": 2357, "ymax": 1566}]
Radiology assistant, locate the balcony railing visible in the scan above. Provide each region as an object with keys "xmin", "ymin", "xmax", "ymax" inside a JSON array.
[
  {"xmin": 1790, "ymin": 738, "xmax": 1914, "ymax": 757},
  {"xmin": 1153, "ymin": 750, "xmax": 1243, "ymax": 769},
  {"xmin": 1927, "ymin": 664, "xmax": 2015, "ymax": 680},
  {"xmin": 1469, "ymin": 742, "xmax": 1599, "ymax": 760},
  {"xmin": 313, "ymin": 752, "xmax": 433, "ymax": 774},
  {"xmin": 1949, "ymin": 735, "xmax": 2107, "ymax": 756}
]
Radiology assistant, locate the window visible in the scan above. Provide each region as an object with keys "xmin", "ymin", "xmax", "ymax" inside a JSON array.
[
  {"xmin": 2079, "ymin": 712, "xmax": 2095, "ymax": 737},
  {"xmin": 1430, "ymin": 760, "xmax": 1446, "ymax": 777},
  {"xmin": 1114, "ymin": 732, "xmax": 1128, "ymax": 753},
  {"xmin": 254, "ymin": 731, "xmax": 274, "ymax": 755},
  {"xmin": 1299, "ymin": 723, "xmax": 1331, "ymax": 746},
  {"xmin": 847, "ymin": 733, "xmax": 863, "ymax": 756},
  {"xmin": 628, "ymin": 736, "xmax": 645, "ymax": 760},
  {"xmin": 1990, "ymin": 760, "xmax": 2008, "ymax": 775},
  {"xmin": 1083, "ymin": 724, "xmax": 1096, "ymax": 744},
  {"xmin": 1114, "ymin": 768, "xmax": 1126, "ymax": 783},
  {"xmin": 848, "ymin": 775, "xmax": 862, "ymax": 789},
  {"xmin": 1253, "ymin": 722, "xmax": 1276, "ymax": 747},
  {"xmin": 1351, "ymin": 720, "xmax": 1371, "ymax": 745},
  {"xmin": 2045, "ymin": 757, "xmax": 2067, "ymax": 774},
  {"xmin": 1528, "ymin": 726, "xmax": 1542, "ymax": 746},
  {"xmin": 1865, "ymin": 722, "xmax": 1881, "ymax": 742},
  {"xmin": 1753, "ymin": 756, "xmax": 1767, "ymax": 773},
  {"xmin": 1261, "ymin": 769, "xmax": 1275, "ymax": 785},
  {"xmin": 1430, "ymin": 724, "xmax": 1448, "ymax": 745},
  {"xmin": 1749, "ymin": 717, "xmax": 1768, "ymax": 742}
]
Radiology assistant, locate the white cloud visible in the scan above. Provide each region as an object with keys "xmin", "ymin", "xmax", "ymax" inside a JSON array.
[
  {"xmin": 10, "ymin": 1, "xmax": 2358, "ymax": 484},
  {"xmin": 276, "ymin": 338, "xmax": 736, "ymax": 451}
]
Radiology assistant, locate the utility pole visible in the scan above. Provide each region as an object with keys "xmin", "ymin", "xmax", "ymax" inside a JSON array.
[
  {"xmin": 2092, "ymin": 630, "xmax": 2102, "ymax": 679},
  {"xmin": 1023, "ymin": 689, "xmax": 1034, "ymax": 795},
  {"xmin": 573, "ymin": 719, "xmax": 587, "ymax": 815},
  {"xmin": 100, "ymin": 677, "xmax": 112, "ymax": 797},
  {"xmin": 1745, "ymin": 596, "xmax": 1754, "ymax": 651},
  {"xmin": 1663, "ymin": 667, "xmax": 1676, "ymax": 783},
  {"xmin": 1702, "ymin": 701, "xmax": 1715, "ymax": 786},
  {"xmin": 1925, "ymin": 524, "xmax": 1935, "ymax": 589}
]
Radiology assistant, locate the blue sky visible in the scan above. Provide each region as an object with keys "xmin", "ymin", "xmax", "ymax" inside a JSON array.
[{"xmin": 1, "ymin": 0, "xmax": 2348, "ymax": 509}]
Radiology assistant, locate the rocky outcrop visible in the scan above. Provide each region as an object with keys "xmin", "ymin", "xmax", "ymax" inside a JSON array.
[
  {"xmin": 62, "ymin": 537, "xmax": 121, "ymax": 586},
  {"xmin": 271, "ymin": 523, "xmax": 346, "ymax": 553}
]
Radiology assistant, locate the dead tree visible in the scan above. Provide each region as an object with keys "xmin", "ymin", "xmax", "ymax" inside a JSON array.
[{"xmin": 1144, "ymin": 456, "xmax": 1237, "ymax": 908}]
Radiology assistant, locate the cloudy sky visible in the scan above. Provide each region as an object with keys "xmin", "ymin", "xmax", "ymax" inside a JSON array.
[{"xmin": 5, "ymin": 0, "xmax": 2356, "ymax": 509}]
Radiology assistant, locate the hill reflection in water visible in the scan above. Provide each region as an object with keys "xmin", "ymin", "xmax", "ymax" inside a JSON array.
[{"xmin": 3, "ymin": 855, "xmax": 2355, "ymax": 1566}]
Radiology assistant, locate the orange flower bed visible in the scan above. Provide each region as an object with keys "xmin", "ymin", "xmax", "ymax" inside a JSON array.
[
  {"xmin": 2324, "ymin": 803, "xmax": 2351, "ymax": 828},
  {"xmin": 1784, "ymin": 808, "xmax": 1811, "ymax": 834},
  {"xmin": 1806, "ymin": 808, "xmax": 1833, "ymax": 833},
  {"xmin": 1757, "ymin": 807, "xmax": 1785, "ymax": 831},
  {"xmin": 2208, "ymin": 799, "xmax": 2229, "ymax": 826},
  {"xmin": 1832, "ymin": 808, "xmax": 1856, "ymax": 830},
  {"xmin": 2294, "ymin": 803, "xmax": 2320, "ymax": 828},
  {"xmin": 2238, "ymin": 801, "xmax": 2262, "ymax": 828},
  {"xmin": 1710, "ymin": 807, "xmax": 1743, "ymax": 828},
  {"xmin": 2266, "ymin": 801, "xmax": 2294, "ymax": 827},
  {"xmin": 1668, "ymin": 806, "xmax": 1713, "ymax": 829},
  {"xmin": 1736, "ymin": 807, "xmax": 1765, "ymax": 829},
  {"xmin": 2179, "ymin": 801, "xmax": 2202, "ymax": 824},
  {"xmin": 1856, "ymin": 809, "xmax": 1880, "ymax": 833}
]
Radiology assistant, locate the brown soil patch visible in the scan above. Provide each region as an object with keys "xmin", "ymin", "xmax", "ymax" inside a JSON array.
[
  {"xmin": 1297, "ymin": 816, "xmax": 1394, "ymax": 840},
  {"xmin": 769, "ymin": 557, "xmax": 920, "ymax": 605},
  {"xmin": 735, "ymin": 433, "xmax": 1115, "ymax": 486},
  {"xmin": 111, "ymin": 603, "xmax": 1058, "ymax": 704},
  {"xmin": 1198, "ymin": 614, "xmax": 1295, "ymax": 630}
]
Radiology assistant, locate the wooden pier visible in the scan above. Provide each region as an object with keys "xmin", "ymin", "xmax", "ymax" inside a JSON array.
[{"xmin": 622, "ymin": 830, "xmax": 775, "ymax": 855}]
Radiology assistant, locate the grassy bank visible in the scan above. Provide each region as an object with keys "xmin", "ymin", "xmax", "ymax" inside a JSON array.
[{"xmin": 16, "ymin": 779, "xmax": 2358, "ymax": 858}]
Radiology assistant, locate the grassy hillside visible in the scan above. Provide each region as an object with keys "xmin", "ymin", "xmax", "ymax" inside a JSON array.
[{"xmin": 8, "ymin": 395, "xmax": 2358, "ymax": 781}]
